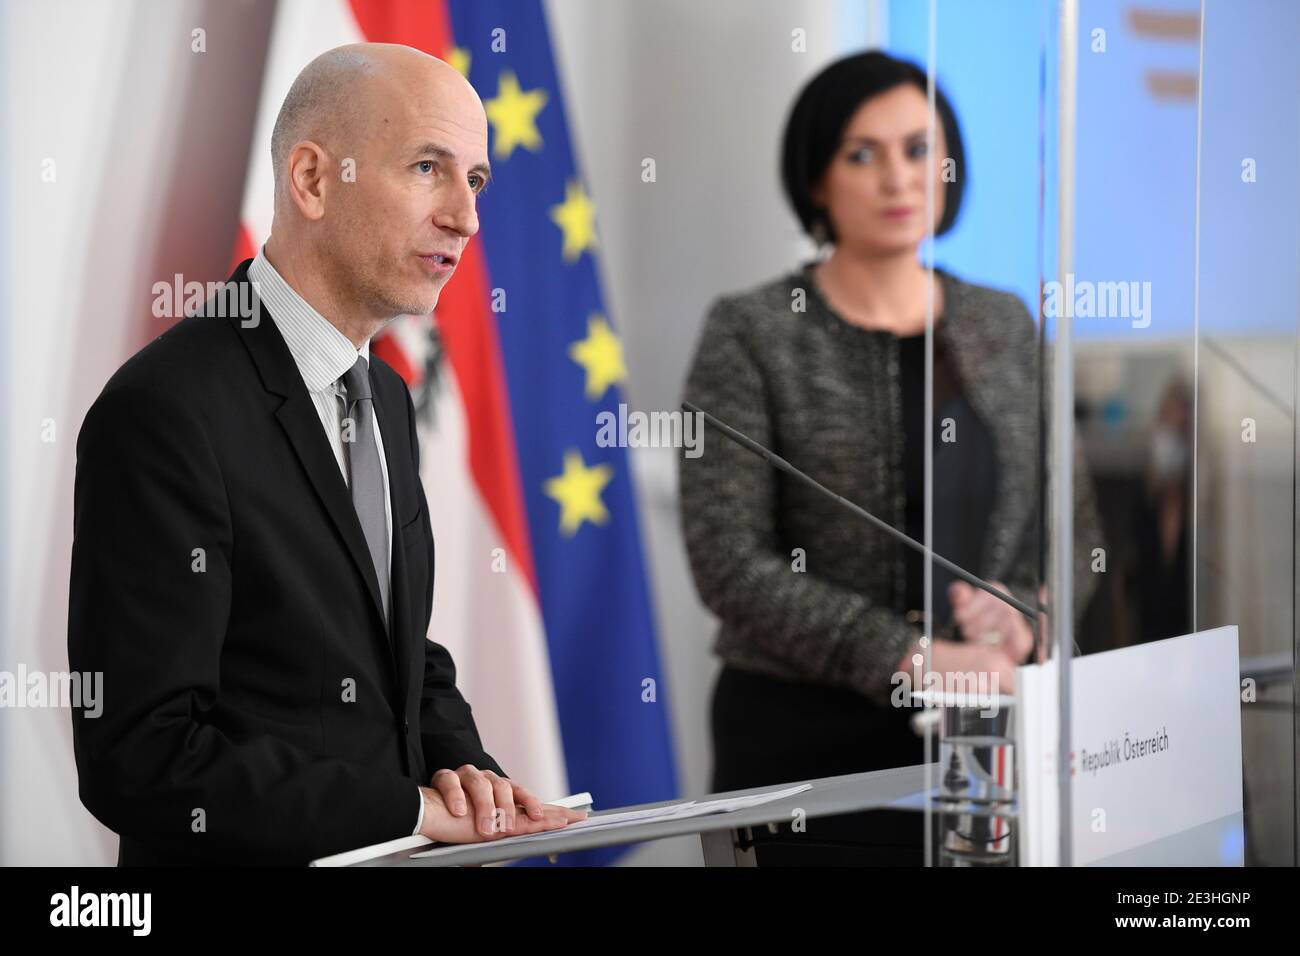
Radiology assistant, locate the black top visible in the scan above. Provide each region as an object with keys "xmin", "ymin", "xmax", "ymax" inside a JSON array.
[{"xmin": 897, "ymin": 330, "xmax": 999, "ymax": 632}]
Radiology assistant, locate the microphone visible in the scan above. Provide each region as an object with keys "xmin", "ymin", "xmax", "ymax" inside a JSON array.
[{"xmin": 681, "ymin": 400, "xmax": 1048, "ymax": 622}]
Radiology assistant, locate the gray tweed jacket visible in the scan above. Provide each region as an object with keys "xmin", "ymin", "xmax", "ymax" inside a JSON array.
[{"xmin": 679, "ymin": 263, "xmax": 1104, "ymax": 705}]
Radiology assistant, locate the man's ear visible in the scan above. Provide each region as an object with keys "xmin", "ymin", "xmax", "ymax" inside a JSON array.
[{"xmin": 285, "ymin": 140, "xmax": 330, "ymax": 222}]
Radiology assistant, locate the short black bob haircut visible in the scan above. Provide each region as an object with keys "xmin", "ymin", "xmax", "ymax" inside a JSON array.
[{"xmin": 781, "ymin": 50, "xmax": 966, "ymax": 243}]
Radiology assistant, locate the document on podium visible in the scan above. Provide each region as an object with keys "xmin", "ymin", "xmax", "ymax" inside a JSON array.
[{"xmin": 407, "ymin": 783, "xmax": 813, "ymax": 861}]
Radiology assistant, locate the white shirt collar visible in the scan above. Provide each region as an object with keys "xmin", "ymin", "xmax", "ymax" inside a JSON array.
[{"xmin": 248, "ymin": 246, "xmax": 368, "ymax": 394}]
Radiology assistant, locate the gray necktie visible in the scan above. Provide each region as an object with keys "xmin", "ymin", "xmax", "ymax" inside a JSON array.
[{"xmin": 340, "ymin": 357, "xmax": 389, "ymax": 624}]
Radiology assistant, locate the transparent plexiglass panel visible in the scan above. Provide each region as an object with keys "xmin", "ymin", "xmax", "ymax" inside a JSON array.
[
  {"xmin": 890, "ymin": 0, "xmax": 1051, "ymax": 865},
  {"xmin": 1192, "ymin": 0, "xmax": 1299, "ymax": 866}
]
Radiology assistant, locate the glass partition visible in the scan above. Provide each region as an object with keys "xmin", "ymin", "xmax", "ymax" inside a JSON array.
[
  {"xmin": 1192, "ymin": 0, "xmax": 1299, "ymax": 867},
  {"xmin": 1065, "ymin": 0, "xmax": 1204, "ymax": 865},
  {"xmin": 914, "ymin": 0, "xmax": 1298, "ymax": 866},
  {"xmin": 889, "ymin": 0, "xmax": 1053, "ymax": 865},
  {"xmin": 1046, "ymin": 0, "xmax": 1295, "ymax": 867}
]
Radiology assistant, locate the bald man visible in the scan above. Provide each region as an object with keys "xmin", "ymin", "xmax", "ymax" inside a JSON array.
[{"xmin": 68, "ymin": 44, "xmax": 583, "ymax": 866}]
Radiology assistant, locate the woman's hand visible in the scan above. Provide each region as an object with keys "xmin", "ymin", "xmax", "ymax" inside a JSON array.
[
  {"xmin": 929, "ymin": 638, "xmax": 1018, "ymax": 696},
  {"xmin": 894, "ymin": 638, "xmax": 1018, "ymax": 696},
  {"xmin": 948, "ymin": 580, "xmax": 1036, "ymax": 664}
]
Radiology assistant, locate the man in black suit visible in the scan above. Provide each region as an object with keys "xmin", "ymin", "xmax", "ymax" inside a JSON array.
[{"xmin": 67, "ymin": 42, "xmax": 582, "ymax": 865}]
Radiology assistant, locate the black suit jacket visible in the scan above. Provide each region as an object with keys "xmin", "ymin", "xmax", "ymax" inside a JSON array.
[{"xmin": 68, "ymin": 259, "xmax": 504, "ymax": 866}]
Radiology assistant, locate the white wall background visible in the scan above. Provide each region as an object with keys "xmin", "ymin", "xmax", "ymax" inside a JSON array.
[
  {"xmin": 1, "ymin": 0, "xmax": 275, "ymax": 866},
  {"xmin": 3, "ymin": 0, "xmax": 203, "ymax": 867}
]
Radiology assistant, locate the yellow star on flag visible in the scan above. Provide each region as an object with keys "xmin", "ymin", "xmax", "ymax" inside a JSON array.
[
  {"xmin": 550, "ymin": 180, "xmax": 597, "ymax": 262},
  {"xmin": 446, "ymin": 47, "xmax": 471, "ymax": 78},
  {"xmin": 569, "ymin": 315, "xmax": 626, "ymax": 400},
  {"xmin": 484, "ymin": 69, "xmax": 547, "ymax": 160},
  {"xmin": 543, "ymin": 449, "xmax": 614, "ymax": 536}
]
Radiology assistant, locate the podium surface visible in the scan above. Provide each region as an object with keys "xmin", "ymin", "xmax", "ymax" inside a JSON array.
[{"xmin": 350, "ymin": 763, "xmax": 935, "ymax": 867}]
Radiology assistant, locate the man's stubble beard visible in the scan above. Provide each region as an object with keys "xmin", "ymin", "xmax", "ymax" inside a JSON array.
[{"xmin": 348, "ymin": 252, "xmax": 440, "ymax": 324}]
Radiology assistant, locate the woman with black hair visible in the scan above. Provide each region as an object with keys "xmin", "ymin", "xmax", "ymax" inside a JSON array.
[{"xmin": 680, "ymin": 51, "xmax": 1103, "ymax": 809}]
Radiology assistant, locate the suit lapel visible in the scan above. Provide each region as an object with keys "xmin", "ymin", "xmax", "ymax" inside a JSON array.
[{"xmin": 223, "ymin": 260, "xmax": 391, "ymax": 652}]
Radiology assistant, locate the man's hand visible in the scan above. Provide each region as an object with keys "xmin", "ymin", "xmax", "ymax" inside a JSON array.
[
  {"xmin": 948, "ymin": 580, "xmax": 1036, "ymax": 664},
  {"xmin": 421, "ymin": 765, "xmax": 586, "ymax": 841}
]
